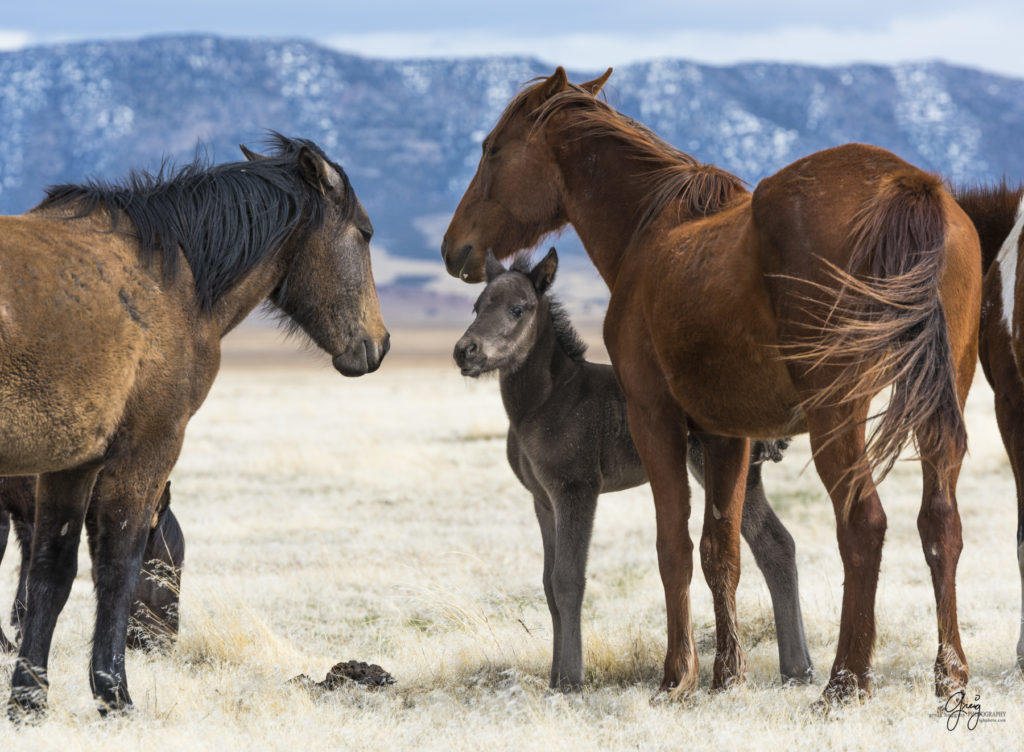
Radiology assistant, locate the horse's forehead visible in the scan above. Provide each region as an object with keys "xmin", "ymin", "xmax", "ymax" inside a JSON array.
[{"xmin": 480, "ymin": 273, "xmax": 533, "ymax": 306}]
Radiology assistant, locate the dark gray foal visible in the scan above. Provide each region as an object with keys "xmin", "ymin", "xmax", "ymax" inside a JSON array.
[
  {"xmin": 453, "ymin": 249, "xmax": 812, "ymax": 690},
  {"xmin": 0, "ymin": 477, "xmax": 184, "ymax": 653}
]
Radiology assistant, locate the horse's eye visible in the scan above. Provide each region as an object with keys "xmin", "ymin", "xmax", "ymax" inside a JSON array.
[
  {"xmin": 510, "ymin": 306, "xmax": 523, "ymax": 318},
  {"xmin": 488, "ymin": 145, "xmax": 501, "ymax": 157}
]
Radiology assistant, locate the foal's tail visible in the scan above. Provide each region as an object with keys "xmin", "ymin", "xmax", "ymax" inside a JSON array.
[{"xmin": 805, "ymin": 170, "xmax": 966, "ymax": 486}]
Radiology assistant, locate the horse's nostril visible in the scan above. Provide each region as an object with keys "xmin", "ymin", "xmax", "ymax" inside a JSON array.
[
  {"xmin": 440, "ymin": 238, "xmax": 449, "ymax": 262},
  {"xmin": 465, "ymin": 342, "xmax": 478, "ymax": 356}
]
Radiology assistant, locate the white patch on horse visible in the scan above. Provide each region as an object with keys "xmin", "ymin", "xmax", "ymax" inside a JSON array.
[
  {"xmin": 59, "ymin": 522, "xmax": 69, "ymax": 536},
  {"xmin": 997, "ymin": 195, "xmax": 1024, "ymax": 336},
  {"xmin": 712, "ymin": 505, "xmax": 722, "ymax": 520}
]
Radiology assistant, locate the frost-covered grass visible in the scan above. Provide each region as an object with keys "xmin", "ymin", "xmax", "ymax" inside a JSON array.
[{"xmin": 1, "ymin": 350, "xmax": 1022, "ymax": 750}]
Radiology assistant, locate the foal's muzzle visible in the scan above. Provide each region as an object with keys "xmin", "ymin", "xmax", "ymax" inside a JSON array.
[{"xmin": 453, "ymin": 335, "xmax": 486, "ymax": 377}]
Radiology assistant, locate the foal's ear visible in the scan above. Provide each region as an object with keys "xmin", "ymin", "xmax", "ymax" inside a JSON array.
[
  {"xmin": 540, "ymin": 67, "xmax": 570, "ymax": 99},
  {"xmin": 239, "ymin": 144, "xmax": 268, "ymax": 161},
  {"xmin": 529, "ymin": 247, "xmax": 558, "ymax": 293},
  {"xmin": 580, "ymin": 68, "xmax": 613, "ymax": 96},
  {"xmin": 485, "ymin": 250, "xmax": 505, "ymax": 282},
  {"xmin": 297, "ymin": 145, "xmax": 335, "ymax": 193}
]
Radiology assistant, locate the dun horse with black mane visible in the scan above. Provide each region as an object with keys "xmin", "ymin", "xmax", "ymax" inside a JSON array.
[
  {"xmin": 443, "ymin": 68, "xmax": 981, "ymax": 705},
  {"xmin": 0, "ymin": 134, "xmax": 389, "ymax": 718}
]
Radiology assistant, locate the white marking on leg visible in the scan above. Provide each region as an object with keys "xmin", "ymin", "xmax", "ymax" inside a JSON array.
[
  {"xmin": 59, "ymin": 522, "xmax": 69, "ymax": 536},
  {"xmin": 997, "ymin": 195, "xmax": 1024, "ymax": 336},
  {"xmin": 930, "ymin": 544, "xmax": 939, "ymax": 558},
  {"xmin": 712, "ymin": 505, "xmax": 722, "ymax": 520}
]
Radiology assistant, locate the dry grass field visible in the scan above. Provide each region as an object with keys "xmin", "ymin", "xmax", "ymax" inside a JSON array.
[{"xmin": 1, "ymin": 324, "xmax": 1023, "ymax": 750}]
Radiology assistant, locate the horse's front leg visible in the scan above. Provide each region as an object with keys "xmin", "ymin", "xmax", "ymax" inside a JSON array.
[
  {"xmin": 532, "ymin": 493, "xmax": 562, "ymax": 688},
  {"xmin": 87, "ymin": 437, "xmax": 183, "ymax": 715},
  {"xmin": 549, "ymin": 483, "xmax": 598, "ymax": 691},
  {"xmin": 625, "ymin": 395, "xmax": 696, "ymax": 694},
  {"xmin": 8, "ymin": 464, "xmax": 102, "ymax": 721},
  {"xmin": 698, "ymin": 434, "xmax": 749, "ymax": 690}
]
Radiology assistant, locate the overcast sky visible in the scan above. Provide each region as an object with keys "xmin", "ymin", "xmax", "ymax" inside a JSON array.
[{"xmin": 3, "ymin": 1, "xmax": 1024, "ymax": 78}]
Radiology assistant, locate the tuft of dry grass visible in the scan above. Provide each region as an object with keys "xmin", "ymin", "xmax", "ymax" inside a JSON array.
[{"xmin": 1, "ymin": 351, "xmax": 1023, "ymax": 750}]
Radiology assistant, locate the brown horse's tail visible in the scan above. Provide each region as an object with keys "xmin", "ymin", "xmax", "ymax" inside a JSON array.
[{"xmin": 802, "ymin": 170, "xmax": 966, "ymax": 487}]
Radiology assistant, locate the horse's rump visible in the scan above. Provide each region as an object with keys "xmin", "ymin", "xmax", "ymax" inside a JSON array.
[{"xmin": 755, "ymin": 144, "xmax": 969, "ymax": 485}]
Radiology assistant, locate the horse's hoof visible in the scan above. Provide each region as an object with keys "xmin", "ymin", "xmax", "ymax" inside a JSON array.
[
  {"xmin": 781, "ymin": 666, "xmax": 816, "ymax": 686},
  {"xmin": 92, "ymin": 675, "xmax": 133, "ymax": 717},
  {"xmin": 933, "ymin": 650, "xmax": 968, "ymax": 698},
  {"xmin": 7, "ymin": 687, "xmax": 47, "ymax": 724}
]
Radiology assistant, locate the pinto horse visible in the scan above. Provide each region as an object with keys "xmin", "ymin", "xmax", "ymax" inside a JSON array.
[
  {"xmin": 0, "ymin": 134, "xmax": 389, "ymax": 718},
  {"xmin": 956, "ymin": 182, "xmax": 1024, "ymax": 672},
  {"xmin": 443, "ymin": 68, "xmax": 981, "ymax": 704}
]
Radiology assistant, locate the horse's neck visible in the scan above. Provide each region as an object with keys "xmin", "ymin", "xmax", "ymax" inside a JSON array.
[
  {"xmin": 499, "ymin": 312, "xmax": 575, "ymax": 423},
  {"xmin": 553, "ymin": 138, "xmax": 662, "ymax": 289},
  {"xmin": 212, "ymin": 251, "xmax": 287, "ymax": 337}
]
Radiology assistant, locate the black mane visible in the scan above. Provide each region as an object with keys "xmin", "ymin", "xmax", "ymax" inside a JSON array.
[
  {"xmin": 37, "ymin": 133, "xmax": 354, "ymax": 311},
  {"xmin": 509, "ymin": 256, "xmax": 588, "ymax": 361}
]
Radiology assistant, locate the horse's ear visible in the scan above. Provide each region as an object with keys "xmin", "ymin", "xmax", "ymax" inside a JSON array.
[
  {"xmin": 297, "ymin": 145, "xmax": 335, "ymax": 193},
  {"xmin": 239, "ymin": 144, "xmax": 268, "ymax": 161},
  {"xmin": 529, "ymin": 247, "xmax": 558, "ymax": 293},
  {"xmin": 485, "ymin": 250, "xmax": 505, "ymax": 282},
  {"xmin": 540, "ymin": 67, "xmax": 570, "ymax": 99},
  {"xmin": 580, "ymin": 68, "xmax": 612, "ymax": 96}
]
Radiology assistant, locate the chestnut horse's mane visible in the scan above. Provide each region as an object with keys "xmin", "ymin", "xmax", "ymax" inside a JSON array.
[{"xmin": 501, "ymin": 81, "xmax": 747, "ymax": 236}]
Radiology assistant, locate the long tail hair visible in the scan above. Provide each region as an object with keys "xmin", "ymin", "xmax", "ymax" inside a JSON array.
[{"xmin": 799, "ymin": 171, "xmax": 966, "ymax": 488}]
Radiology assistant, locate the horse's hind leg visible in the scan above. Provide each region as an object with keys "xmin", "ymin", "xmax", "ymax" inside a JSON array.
[
  {"xmin": 917, "ymin": 456, "xmax": 968, "ymax": 696},
  {"xmin": 11, "ymin": 514, "xmax": 33, "ymax": 640},
  {"xmin": 807, "ymin": 406, "xmax": 886, "ymax": 703},
  {"xmin": 698, "ymin": 434, "xmax": 749, "ymax": 690},
  {"xmin": 533, "ymin": 493, "xmax": 562, "ymax": 688},
  {"xmin": 989, "ymin": 382, "xmax": 1024, "ymax": 673},
  {"xmin": 0, "ymin": 510, "xmax": 13, "ymax": 652},
  {"xmin": 740, "ymin": 457, "xmax": 813, "ymax": 684},
  {"xmin": 8, "ymin": 463, "xmax": 102, "ymax": 720}
]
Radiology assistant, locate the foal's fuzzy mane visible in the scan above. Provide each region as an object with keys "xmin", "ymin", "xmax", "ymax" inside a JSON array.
[
  {"xmin": 37, "ymin": 133, "xmax": 355, "ymax": 311},
  {"xmin": 499, "ymin": 80, "xmax": 747, "ymax": 236},
  {"xmin": 509, "ymin": 255, "xmax": 588, "ymax": 361}
]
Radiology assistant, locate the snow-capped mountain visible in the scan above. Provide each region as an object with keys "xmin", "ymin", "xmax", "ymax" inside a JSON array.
[{"xmin": 2, "ymin": 34, "xmax": 1022, "ymax": 278}]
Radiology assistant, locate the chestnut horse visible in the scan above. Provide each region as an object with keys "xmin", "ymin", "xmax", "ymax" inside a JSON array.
[
  {"xmin": 0, "ymin": 134, "xmax": 389, "ymax": 718},
  {"xmin": 443, "ymin": 68, "xmax": 981, "ymax": 704},
  {"xmin": 955, "ymin": 182, "xmax": 1024, "ymax": 672}
]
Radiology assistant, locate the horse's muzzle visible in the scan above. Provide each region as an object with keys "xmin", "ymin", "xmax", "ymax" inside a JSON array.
[
  {"xmin": 441, "ymin": 239, "xmax": 477, "ymax": 281},
  {"xmin": 453, "ymin": 336, "xmax": 485, "ymax": 377},
  {"xmin": 333, "ymin": 333, "xmax": 390, "ymax": 377}
]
